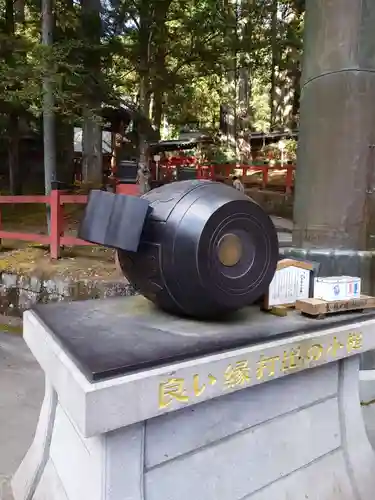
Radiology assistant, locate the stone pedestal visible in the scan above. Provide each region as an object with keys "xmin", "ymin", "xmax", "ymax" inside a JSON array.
[{"xmin": 11, "ymin": 297, "xmax": 375, "ymax": 500}]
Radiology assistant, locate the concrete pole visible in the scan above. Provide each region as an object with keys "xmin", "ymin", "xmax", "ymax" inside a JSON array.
[{"xmin": 293, "ymin": 0, "xmax": 375, "ymax": 251}]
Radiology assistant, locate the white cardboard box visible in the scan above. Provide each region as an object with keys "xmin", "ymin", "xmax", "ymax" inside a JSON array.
[{"xmin": 313, "ymin": 276, "xmax": 361, "ymax": 302}]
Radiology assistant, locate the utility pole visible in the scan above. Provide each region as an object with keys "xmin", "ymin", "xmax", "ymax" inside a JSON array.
[{"xmin": 42, "ymin": 0, "xmax": 56, "ymax": 230}]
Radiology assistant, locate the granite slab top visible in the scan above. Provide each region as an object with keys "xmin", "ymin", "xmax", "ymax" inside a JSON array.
[{"xmin": 32, "ymin": 296, "xmax": 375, "ymax": 382}]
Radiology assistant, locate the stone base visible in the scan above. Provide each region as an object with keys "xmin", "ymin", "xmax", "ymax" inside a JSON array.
[
  {"xmin": 11, "ymin": 303, "xmax": 375, "ymax": 500},
  {"xmin": 360, "ymin": 369, "xmax": 375, "ymax": 448},
  {"xmin": 360, "ymin": 369, "xmax": 375, "ymax": 404},
  {"xmin": 11, "ymin": 357, "xmax": 375, "ymax": 500},
  {"xmin": 0, "ymin": 479, "xmax": 14, "ymax": 500},
  {"xmin": 12, "ymin": 382, "xmax": 144, "ymax": 500}
]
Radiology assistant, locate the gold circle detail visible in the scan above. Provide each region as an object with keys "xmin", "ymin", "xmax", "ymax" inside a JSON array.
[{"xmin": 217, "ymin": 233, "xmax": 242, "ymax": 267}]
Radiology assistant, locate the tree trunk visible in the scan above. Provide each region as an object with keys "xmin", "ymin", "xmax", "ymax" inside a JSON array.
[
  {"xmin": 139, "ymin": 73, "xmax": 150, "ymax": 119},
  {"xmin": 269, "ymin": 0, "xmax": 278, "ymax": 130},
  {"xmin": 150, "ymin": 0, "xmax": 172, "ymax": 137},
  {"xmin": 152, "ymin": 88, "xmax": 164, "ymax": 139},
  {"xmin": 221, "ymin": 0, "xmax": 237, "ymax": 147},
  {"xmin": 290, "ymin": 66, "xmax": 301, "ymax": 129},
  {"xmin": 14, "ymin": 0, "xmax": 25, "ymax": 23},
  {"xmin": 81, "ymin": 0, "xmax": 102, "ymax": 186},
  {"xmin": 42, "ymin": 0, "xmax": 57, "ymax": 199},
  {"xmin": 56, "ymin": 119, "xmax": 74, "ymax": 184},
  {"xmin": 138, "ymin": 0, "xmax": 152, "ymax": 119},
  {"xmin": 135, "ymin": 0, "xmax": 153, "ymax": 191},
  {"xmin": 238, "ymin": 0, "xmax": 253, "ymax": 131},
  {"xmin": 82, "ymin": 113, "xmax": 102, "ymax": 186},
  {"xmin": 289, "ymin": 0, "xmax": 304, "ymax": 129},
  {"xmin": 8, "ymin": 113, "xmax": 21, "ymax": 195},
  {"xmin": 4, "ymin": 0, "xmax": 22, "ymax": 194},
  {"xmin": 54, "ymin": 0, "xmax": 75, "ymax": 185},
  {"xmin": 138, "ymin": 74, "xmax": 149, "ymax": 188}
]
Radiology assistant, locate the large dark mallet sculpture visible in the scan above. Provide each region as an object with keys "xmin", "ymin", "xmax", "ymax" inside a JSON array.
[{"xmin": 78, "ymin": 180, "xmax": 279, "ymax": 319}]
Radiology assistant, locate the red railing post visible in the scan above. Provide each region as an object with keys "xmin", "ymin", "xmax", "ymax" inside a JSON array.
[
  {"xmin": 210, "ymin": 165, "xmax": 215, "ymax": 179},
  {"xmin": 262, "ymin": 166, "xmax": 269, "ymax": 189},
  {"xmin": 285, "ymin": 166, "xmax": 294, "ymax": 194},
  {"xmin": 0, "ymin": 207, "xmax": 2, "ymax": 247},
  {"xmin": 50, "ymin": 189, "xmax": 61, "ymax": 259}
]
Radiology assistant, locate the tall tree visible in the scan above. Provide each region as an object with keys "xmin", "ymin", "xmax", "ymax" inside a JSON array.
[
  {"xmin": 81, "ymin": 0, "xmax": 103, "ymax": 185},
  {"xmin": 42, "ymin": 0, "xmax": 57, "ymax": 204},
  {"xmin": 150, "ymin": 0, "xmax": 172, "ymax": 137},
  {"xmin": 269, "ymin": 0, "xmax": 278, "ymax": 129},
  {"xmin": 4, "ymin": 0, "xmax": 21, "ymax": 194}
]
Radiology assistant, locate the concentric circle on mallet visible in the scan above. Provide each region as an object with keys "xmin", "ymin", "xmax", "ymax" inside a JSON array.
[{"xmin": 217, "ymin": 233, "xmax": 243, "ymax": 267}]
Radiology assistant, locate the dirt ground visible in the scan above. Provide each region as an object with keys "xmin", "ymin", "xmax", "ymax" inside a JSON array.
[
  {"xmin": 0, "ymin": 203, "xmax": 119, "ymax": 280},
  {"xmin": 0, "ymin": 245, "xmax": 119, "ymax": 280}
]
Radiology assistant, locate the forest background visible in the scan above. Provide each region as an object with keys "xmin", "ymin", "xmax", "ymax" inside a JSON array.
[{"xmin": 0, "ymin": 0, "xmax": 305, "ymax": 193}]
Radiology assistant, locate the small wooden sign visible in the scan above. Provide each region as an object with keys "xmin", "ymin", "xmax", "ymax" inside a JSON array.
[
  {"xmin": 295, "ymin": 295, "xmax": 375, "ymax": 318},
  {"xmin": 264, "ymin": 258, "xmax": 317, "ymax": 310}
]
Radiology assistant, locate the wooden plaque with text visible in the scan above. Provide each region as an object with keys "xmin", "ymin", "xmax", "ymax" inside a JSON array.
[{"xmin": 264, "ymin": 258, "xmax": 317, "ymax": 310}]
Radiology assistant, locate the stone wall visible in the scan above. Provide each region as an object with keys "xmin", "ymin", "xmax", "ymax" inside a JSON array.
[
  {"xmin": 0, "ymin": 272, "xmax": 136, "ymax": 317},
  {"xmin": 247, "ymin": 188, "xmax": 293, "ymax": 219}
]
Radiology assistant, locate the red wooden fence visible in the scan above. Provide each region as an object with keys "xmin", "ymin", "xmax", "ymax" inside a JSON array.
[
  {"xmin": 0, "ymin": 191, "xmax": 93, "ymax": 259},
  {"xmin": 0, "ymin": 164, "xmax": 295, "ymax": 259},
  {"xmin": 197, "ymin": 164, "xmax": 295, "ymax": 194}
]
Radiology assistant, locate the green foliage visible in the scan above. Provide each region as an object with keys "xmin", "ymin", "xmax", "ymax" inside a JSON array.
[
  {"xmin": 0, "ymin": 0, "xmax": 305, "ymax": 136},
  {"xmin": 203, "ymin": 144, "xmax": 238, "ymax": 165},
  {"xmin": 263, "ymin": 138, "xmax": 297, "ymax": 161},
  {"xmin": 284, "ymin": 138, "xmax": 297, "ymax": 159},
  {"xmin": 251, "ymin": 76, "xmax": 271, "ymax": 132}
]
